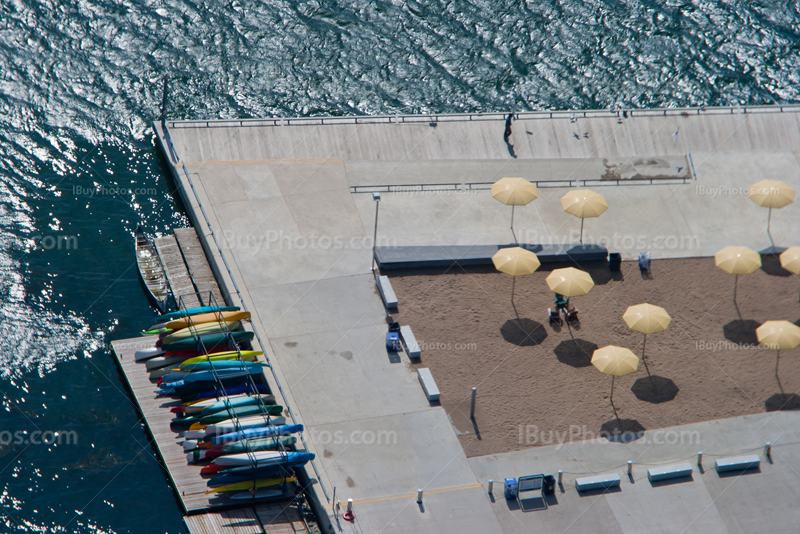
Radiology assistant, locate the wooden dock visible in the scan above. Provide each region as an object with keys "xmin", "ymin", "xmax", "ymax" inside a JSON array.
[
  {"xmin": 111, "ymin": 336, "xmax": 217, "ymax": 513},
  {"xmin": 154, "ymin": 235, "xmax": 202, "ymax": 309},
  {"xmin": 111, "ymin": 338, "xmax": 313, "ymax": 533},
  {"xmin": 174, "ymin": 228, "xmax": 225, "ymax": 306},
  {"xmin": 183, "ymin": 503, "xmax": 311, "ymax": 534}
]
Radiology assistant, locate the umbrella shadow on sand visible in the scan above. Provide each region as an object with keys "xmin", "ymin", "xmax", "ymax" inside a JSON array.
[
  {"xmin": 760, "ymin": 254, "xmax": 792, "ymax": 277},
  {"xmin": 722, "ymin": 319, "xmax": 760, "ymax": 345},
  {"xmin": 554, "ymin": 339, "xmax": 597, "ymax": 367},
  {"xmin": 599, "ymin": 419, "xmax": 646, "ymax": 443},
  {"xmin": 501, "ymin": 319, "xmax": 547, "ymax": 346},
  {"xmin": 765, "ymin": 393, "xmax": 800, "ymax": 411},
  {"xmin": 631, "ymin": 376, "xmax": 679, "ymax": 403}
]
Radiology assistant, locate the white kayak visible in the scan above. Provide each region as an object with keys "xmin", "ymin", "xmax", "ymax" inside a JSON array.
[
  {"xmin": 135, "ymin": 347, "xmax": 163, "ymax": 361},
  {"xmin": 146, "ymin": 355, "xmax": 191, "ymax": 371},
  {"xmin": 204, "ymin": 416, "xmax": 286, "ymax": 435},
  {"xmin": 213, "ymin": 451, "xmax": 284, "ymax": 466}
]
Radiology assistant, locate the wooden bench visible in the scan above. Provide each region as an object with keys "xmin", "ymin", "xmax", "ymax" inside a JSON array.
[
  {"xmin": 575, "ymin": 473, "xmax": 620, "ymax": 492},
  {"xmin": 715, "ymin": 455, "xmax": 760, "ymax": 473},
  {"xmin": 647, "ymin": 463, "xmax": 693, "ymax": 482},
  {"xmin": 376, "ymin": 275, "xmax": 398, "ymax": 310},
  {"xmin": 399, "ymin": 325, "xmax": 421, "ymax": 359},
  {"xmin": 417, "ymin": 368, "xmax": 439, "ymax": 401}
]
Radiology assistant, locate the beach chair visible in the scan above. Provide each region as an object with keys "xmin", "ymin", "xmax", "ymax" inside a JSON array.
[
  {"xmin": 548, "ymin": 308, "xmax": 562, "ymax": 326},
  {"xmin": 566, "ymin": 307, "xmax": 580, "ymax": 323}
]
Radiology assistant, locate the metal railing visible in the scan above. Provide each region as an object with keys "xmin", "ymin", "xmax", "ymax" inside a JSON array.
[
  {"xmin": 351, "ymin": 175, "xmax": 692, "ymax": 194},
  {"xmin": 164, "ymin": 103, "xmax": 800, "ymax": 130}
]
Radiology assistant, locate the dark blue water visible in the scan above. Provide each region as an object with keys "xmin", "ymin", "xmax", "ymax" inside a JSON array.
[{"xmin": 0, "ymin": 0, "xmax": 798, "ymax": 532}]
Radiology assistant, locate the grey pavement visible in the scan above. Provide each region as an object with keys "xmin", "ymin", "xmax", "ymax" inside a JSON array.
[{"xmin": 155, "ymin": 111, "xmax": 800, "ymax": 533}]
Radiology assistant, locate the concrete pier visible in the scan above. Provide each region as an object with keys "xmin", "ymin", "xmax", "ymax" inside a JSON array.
[{"xmin": 154, "ymin": 107, "xmax": 800, "ymax": 533}]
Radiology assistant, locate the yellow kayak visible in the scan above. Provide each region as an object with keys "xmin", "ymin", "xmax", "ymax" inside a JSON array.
[
  {"xmin": 205, "ymin": 476, "xmax": 296, "ymax": 494},
  {"xmin": 180, "ymin": 351, "xmax": 262, "ymax": 368},
  {"xmin": 167, "ymin": 311, "xmax": 251, "ymax": 330},
  {"xmin": 161, "ymin": 320, "xmax": 241, "ymax": 344}
]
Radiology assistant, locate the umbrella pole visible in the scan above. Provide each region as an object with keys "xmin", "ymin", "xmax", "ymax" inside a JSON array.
[
  {"xmin": 641, "ymin": 333, "xmax": 655, "ymax": 387},
  {"xmin": 767, "ymin": 207, "xmax": 774, "ymax": 248},
  {"xmin": 511, "ymin": 277, "xmax": 518, "ymax": 318},
  {"xmin": 580, "ymin": 218, "xmax": 584, "ymax": 244},
  {"xmin": 776, "ymin": 349, "xmax": 784, "ymax": 394},
  {"xmin": 511, "ymin": 205, "xmax": 517, "ymax": 244}
]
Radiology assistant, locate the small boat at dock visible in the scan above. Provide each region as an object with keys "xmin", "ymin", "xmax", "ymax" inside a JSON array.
[{"xmin": 135, "ymin": 224, "xmax": 169, "ymax": 313}]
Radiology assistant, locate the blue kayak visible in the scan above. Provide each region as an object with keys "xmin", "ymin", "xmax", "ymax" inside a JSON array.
[
  {"xmin": 210, "ymin": 424, "xmax": 304, "ymax": 447},
  {"xmin": 158, "ymin": 368, "xmax": 264, "ymax": 393},
  {"xmin": 181, "ymin": 361, "xmax": 268, "ymax": 372},
  {"xmin": 161, "ymin": 331, "xmax": 254, "ymax": 352},
  {"xmin": 154, "ymin": 306, "xmax": 240, "ymax": 323}
]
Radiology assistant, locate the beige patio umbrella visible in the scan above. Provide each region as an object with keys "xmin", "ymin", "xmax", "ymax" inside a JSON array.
[
  {"xmin": 749, "ymin": 179, "xmax": 795, "ymax": 247},
  {"xmin": 492, "ymin": 247, "xmax": 540, "ymax": 311},
  {"xmin": 756, "ymin": 320, "xmax": 800, "ymax": 392},
  {"xmin": 779, "ymin": 246, "xmax": 800, "ymax": 274},
  {"xmin": 623, "ymin": 303, "xmax": 671, "ymax": 382},
  {"xmin": 592, "ymin": 345, "xmax": 640, "ymax": 426},
  {"xmin": 714, "ymin": 246, "xmax": 761, "ymax": 316},
  {"xmin": 561, "ymin": 190, "xmax": 608, "ymax": 244},
  {"xmin": 492, "ymin": 177, "xmax": 538, "ymax": 243},
  {"xmin": 545, "ymin": 267, "xmax": 595, "ymax": 297}
]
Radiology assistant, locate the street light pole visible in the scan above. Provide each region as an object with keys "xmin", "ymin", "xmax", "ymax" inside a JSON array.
[{"xmin": 372, "ymin": 193, "xmax": 381, "ymax": 274}]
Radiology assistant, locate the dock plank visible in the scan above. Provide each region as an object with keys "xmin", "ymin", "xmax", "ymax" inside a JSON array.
[
  {"xmin": 154, "ymin": 235, "xmax": 202, "ymax": 309},
  {"xmin": 174, "ymin": 228, "xmax": 225, "ymax": 306}
]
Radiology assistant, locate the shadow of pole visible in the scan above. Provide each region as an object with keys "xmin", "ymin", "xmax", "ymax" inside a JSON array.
[
  {"xmin": 733, "ymin": 274, "xmax": 743, "ymax": 321},
  {"xmin": 776, "ymin": 350, "xmax": 784, "ymax": 395},
  {"xmin": 640, "ymin": 333, "xmax": 656, "ymax": 388},
  {"xmin": 610, "ymin": 376, "xmax": 622, "ymax": 429}
]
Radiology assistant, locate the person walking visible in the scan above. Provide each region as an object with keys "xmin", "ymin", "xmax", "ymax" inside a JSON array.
[{"xmin": 504, "ymin": 113, "xmax": 513, "ymax": 139}]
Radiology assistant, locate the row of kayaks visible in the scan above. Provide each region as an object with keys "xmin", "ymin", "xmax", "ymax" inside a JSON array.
[{"xmin": 134, "ymin": 305, "xmax": 314, "ymax": 502}]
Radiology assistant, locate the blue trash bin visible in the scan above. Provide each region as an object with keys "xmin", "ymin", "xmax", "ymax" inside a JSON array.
[
  {"xmin": 386, "ymin": 331, "xmax": 401, "ymax": 352},
  {"xmin": 504, "ymin": 478, "xmax": 518, "ymax": 499}
]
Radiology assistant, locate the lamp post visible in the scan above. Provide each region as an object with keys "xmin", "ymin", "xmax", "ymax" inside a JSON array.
[{"xmin": 372, "ymin": 193, "xmax": 381, "ymax": 274}]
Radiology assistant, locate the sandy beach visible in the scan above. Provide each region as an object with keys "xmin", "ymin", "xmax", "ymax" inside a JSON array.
[{"xmin": 388, "ymin": 256, "xmax": 800, "ymax": 458}]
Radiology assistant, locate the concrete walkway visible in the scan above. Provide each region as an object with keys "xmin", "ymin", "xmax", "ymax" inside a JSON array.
[{"xmin": 155, "ymin": 108, "xmax": 800, "ymax": 533}]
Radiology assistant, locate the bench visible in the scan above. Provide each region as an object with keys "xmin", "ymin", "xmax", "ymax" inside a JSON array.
[
  {"xmin": 376, "ymin": 276, "xmax": 398, "ymax": 310},
  {"xmin": 647, "ymin": 463, "xmax": 693, "ymax": 482},
  {"xmin": 417, "ymin": 368, "xmax": 439, "ymax": 401},
  {"xmin": 715, "ymin": 455, "xmax": 760, "ymax": 473},
  {"xmin": 575, "ymin": 473, "xmax": 621, "ymax": 492},
  {"xmin": 399, "ymin": 325, "xmax": 421, "ymax": 359}
]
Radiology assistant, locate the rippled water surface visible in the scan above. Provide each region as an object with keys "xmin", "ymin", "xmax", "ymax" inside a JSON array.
[{"xmin": 0, "ymin": 0, "xmax": 799, "ymax": 531}]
